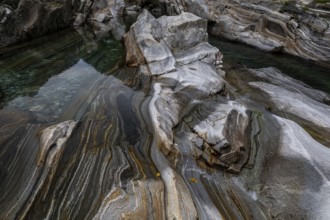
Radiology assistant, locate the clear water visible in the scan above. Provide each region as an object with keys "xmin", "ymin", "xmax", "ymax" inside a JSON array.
[
  {"xmin": 0, "ymin": 31, "xmax": 329, "ymax": 111},
  {"xmin": 210, "ymin": 36, "xmax": 330, "ymax": 94},
  {"xmin": 0, "ymin": 29, "xmax": 124, "ymax": 109}
]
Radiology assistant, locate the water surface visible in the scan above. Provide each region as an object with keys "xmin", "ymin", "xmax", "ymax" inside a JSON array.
[
  {"xmin": 0, "ymin": 29, "xmax": 124, "ymax": 109},
  {"xmin": 210, "ymin": 36, "xmax": 330, "ymax": 94}
]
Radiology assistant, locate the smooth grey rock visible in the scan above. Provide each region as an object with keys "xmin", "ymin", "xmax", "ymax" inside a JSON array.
[
  {"xmin": 174, "ymin": 42, "xmax": 223, "ymax": 66},
  {"xmin": 249, "ymin": 81, "xmax": 330, "ymax": 146},
  {"xmin": 239, "ymin": 114, "xmax": 330, "ymax": 219},
  {"xmin": 157, "ymin": 12, "xmax": 208, "ymax": 52},
  {"xmin": 124, "ymin": 10, "xmax": 213, "ymax": 76},
  {"xmin": 247, "ymin": 67, "xmax": 330, "ymax": 104},
  {"xmin": 124, "ymin": 11, "xmax": 227, "ymax": 167},
  {"xmin": 124, "ymin": 10, "xmax": 176, "ymax": 75},
  {"xmin": 222, "ymin": 108, "xmax": 252, "ymax": 173},
  {"xmin": 191, "ymin": 0, "xmax": 330, "ymax": 63}
]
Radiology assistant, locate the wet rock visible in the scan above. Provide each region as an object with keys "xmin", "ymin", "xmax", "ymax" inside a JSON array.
[{"xmin": 0, "ymin": 120, "xmax": 77, "ymax": 219}]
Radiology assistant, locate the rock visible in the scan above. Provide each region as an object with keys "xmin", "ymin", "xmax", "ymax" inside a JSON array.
[
  {"xmin": 0, "ymin": 1, "xmax": 329, "ymax": 219},
  {"xmin": 183, "ymin": 0, "xmax": 209, "ymax": 19},
  {"xmin": 157, "ymin": 12, "xmax": 208, "ymax": 51},
  {"xmin": 0, "ymin": 0, "xmax": 83, "ymax": 47},
  {"xmin": 125, "ymin": 11, "xmax": 227, "ymax": 219},
  {"xmin": 206, "ymin": 0, "xmax": 330, "ymax": 64},
  {"xmin": 124, "ymin": 29, "xmax": 146, "ymax": 67},
  {"xmin": 124, "ymin": 10, "xmax": 212, "ymax": 75},
  {"xmin": 0, "ymin": 4, "xmax": 12, "ymax": 26},
  {"xmin": 174, "ymin": 42, "xmax": 223, "ymax": 66},
  {"xmin": 73, "ymin": 0, "xmax": 93, "ymax": 26},
  {"xmin": 37, "ymin": 121, "xmax": 78, "ymax": 166},
  {"xmin": 249, "ymin": 81, "xmax": 330, "ymax": 146},
  {"xmin": 239, "ymin": 114, "xmax": 330, "ymax": 219},
  {"xmin": 222, "ymin": 108, "xmax": 252, "ymax": 173},
  {"xmin": 0, "ymin": 120, "xmax": 77, "ymax": 219},
  {"xmin": 247, "ymin": 67, "xmax": 330, "ymax": 104}
]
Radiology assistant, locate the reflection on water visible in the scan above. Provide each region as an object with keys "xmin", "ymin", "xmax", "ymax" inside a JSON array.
[
  {"xmin": 7, "ymin": 60, "xmax": 103, "ymax": 123},
  {"xmin": 210, "ymin": 36, "xmax": 330, "ymax": 94},
  {"xmin": 0, "ymin": 29, "xmax": 124, "ymax": 109}
]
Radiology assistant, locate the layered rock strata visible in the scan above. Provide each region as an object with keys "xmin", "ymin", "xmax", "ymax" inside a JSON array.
[
  {"xmin": 124, "ymin": 10, "xmax": 330, "ymax": 219},
  {"xmin": 2, "ymin": 0, "xmax": 330, "ymax": 66},
  {"xmin": 0, "ymin": 0, "xmax": 83, "ymax": 47},
  {"xmin": 211, "ymin": 0, "xmax": 330, "ymax": 63},
  {"xmin": 164, "ymin": 0, "xmax": 330, "ymax": 65},
  {"xmin": 0, "ymin": 8, "xmax": 330, "ymax": 220}
]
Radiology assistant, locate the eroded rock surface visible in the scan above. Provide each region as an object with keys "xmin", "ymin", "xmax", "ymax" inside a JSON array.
[
  {"xmin": 1, "ymin": 0, "xmax": 330, "ymax": 66},
  {"xmin": 163, "ymin": 0, "xmax": 330, "ymax": 64},
  {"xmin": 210, "ymin": 0, "xmax": 330, "ymax": 64},
  {"xmin": 1, "ymin": 5, "xmax": 330, "ymax": 220},
  {"xmin": 0, "ymin": 0, "xmax": 82, "ymax": 47},
  {"xmin": 123, "ymin": 10, "xmax": 330, "ymax": 219}
]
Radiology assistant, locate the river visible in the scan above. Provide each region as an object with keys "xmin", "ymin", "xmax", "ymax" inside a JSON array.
[{"xmin": 0, "ymin": 29, "xmax": 329, "ymax": 219}]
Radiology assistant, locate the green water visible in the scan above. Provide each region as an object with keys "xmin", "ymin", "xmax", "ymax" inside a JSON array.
[
  {"xmin": 0, "ymin": 29, "xmax": 124, "ymax": 109},
  {"xmin": 0, "ymin": 31, "xmax": 329, "ymax": 110},
  {"xmin": 210, "ymin": 36, "xmax": 330, "ymax": 94}
]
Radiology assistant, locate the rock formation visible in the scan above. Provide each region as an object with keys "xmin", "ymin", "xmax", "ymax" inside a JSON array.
[
  {"xmin": 169, "ymin": 0, "xmax": 330, "ymax": 65},
  {"xmin": 2, "ymin": 0, "xmax": 330, "ymax": 65},
  {"xmin": 1, "ymin": 0, "xmax": 329, "ymax": 67},
  {"xmin": 0, "ymin": 1, "xmax": 330, "ymax": 220},
  {"xmin": 122, "ymin": 10, "xmax": 330, "ymax": 219},
  {"xmin": 0, "ymin": 0, "xmax": 81, "ymax": 47}
]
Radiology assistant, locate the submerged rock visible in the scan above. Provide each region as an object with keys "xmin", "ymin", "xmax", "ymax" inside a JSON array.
[{"xmin": 0, "ymin": 2, "xmax": 330, "ymax": 220}]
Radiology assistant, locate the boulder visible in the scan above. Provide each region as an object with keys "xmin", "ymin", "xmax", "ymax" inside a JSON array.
[
  {"xmin": 124, "ymin": 11, "xmax": 226, "ymax": 219},
  {"xmin": 124, "ymin": 10, "xmax": 214, "ymax": 75}
]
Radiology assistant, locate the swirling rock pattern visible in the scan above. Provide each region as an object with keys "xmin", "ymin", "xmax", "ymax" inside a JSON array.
[
  {"xmin": 0, "ymin": 59, "xmax": 166, "ymax": 219},
  {"xmin": 1, "ymin": 8, "xmax": 330, "ymax": 220},
  {"xmin": 124, "ymin": 10, "xmax": 330, "ymax": 219},
  {"xmin": 211, "ymin": 0, "xmax": 330, "ymax": 64},
  {"xmin": 164, "ymin": 0, "xmax": 330, "ymax": 65},
  {"xmin": 2, "ymin": 0, "xmax": 330, "ymax": 66}
]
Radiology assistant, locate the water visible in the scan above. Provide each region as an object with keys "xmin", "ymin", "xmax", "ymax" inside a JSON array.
[
  {"xmin": 210, "ymin": 36, "xmax": 330, "ymax": 94},
  {"xmin": 1, "ymin": 32, "xmax": 329, "ymax": 110},
  {"xmin": 0, "ymin": 28, "xmax": 329, "ymax": 219},
  {"xmin": 0, "ymin": 29, "xmax": 158, "ymax": 219},
  {"xmin": 0, "ymin": 29, "xmax": 124, "ymax": 109}
]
